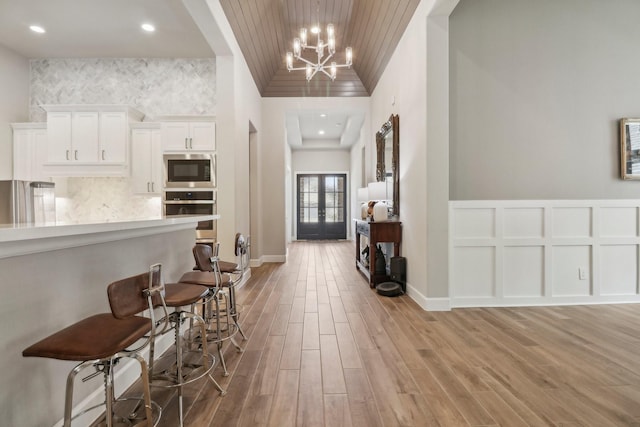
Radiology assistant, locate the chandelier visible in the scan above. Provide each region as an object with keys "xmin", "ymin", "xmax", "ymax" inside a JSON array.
[{"xmin": 285, "ymin": 22, "xmax": 353, "ymax": 81}]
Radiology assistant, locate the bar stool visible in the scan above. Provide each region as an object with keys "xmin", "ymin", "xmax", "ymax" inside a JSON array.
[
  {"xmin": 22, "ymin": 270, "xmax": 163, "ymax": 427},
  {"xmin": 146, "ymin": 263, "xmax": 226, "ymax": 427},
  {"xmin": 215, "ymin": 234, "xmax": 250, "ymax": 341},
  {"xmin": 179, "ymin": 243, "xmax": 242, "ymax": 377},
  {"xmin": 192, "ymin": 236, "xmax": 248, "ymax": 340}
]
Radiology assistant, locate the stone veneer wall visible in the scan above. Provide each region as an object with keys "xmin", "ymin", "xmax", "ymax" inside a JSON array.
[{"xmin": 29, "ymin": 58, "xmax": 216, "ymax": 221}]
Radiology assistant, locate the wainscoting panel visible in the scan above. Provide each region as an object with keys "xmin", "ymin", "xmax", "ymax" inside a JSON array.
[{"xmin": 450, "ymin": 200, "xmax": 640, "ymax": 307}]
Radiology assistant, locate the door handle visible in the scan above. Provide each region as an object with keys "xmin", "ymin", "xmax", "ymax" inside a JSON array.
[
  {"xmin": 74, "ymin": 150, "xmax": 78, "ymax": 160},
  {"xmin": 66, "ymin": 150, "xmax": 70, "ymax": 160},
  {"xmin": 147, "ymin": 182, "xmax": 151, "ymax": 192},
  {"xmin": 151, "ymin": 182, "xmax": 155, "ymax": 192},
  {"xmin": 185, "ymin": 138, "xmax": 188, "ymax": 149},
  {"xmin": 101, "ymin": 150, "xmax": 105, "ymax": 161},
  {"xmin": 189, "ymin": 137, "xmax": 193, "ymax": 149}
]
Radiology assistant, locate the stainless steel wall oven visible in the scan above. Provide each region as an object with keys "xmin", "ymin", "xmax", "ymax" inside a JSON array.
[{"xmin": 164, "ymin": 190, "xmax": 216, "ymax": 244}]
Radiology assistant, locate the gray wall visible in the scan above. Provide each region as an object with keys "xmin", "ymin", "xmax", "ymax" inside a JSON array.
[{"xmin": 450, "ymin": 0, "xmax": 640, "ymax": 200}]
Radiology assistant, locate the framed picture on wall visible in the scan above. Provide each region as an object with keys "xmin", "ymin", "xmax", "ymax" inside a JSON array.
[{"xmin": 620, "ymin": 118, "xmax": 640, "ymax": 179}]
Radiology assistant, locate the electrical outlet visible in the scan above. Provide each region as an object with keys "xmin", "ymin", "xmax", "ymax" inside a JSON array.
[{"xmin": 578, "ymin": 268, "xmax": 587, "ymax": 280}]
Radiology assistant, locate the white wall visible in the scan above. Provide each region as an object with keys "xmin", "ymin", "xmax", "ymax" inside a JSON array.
[
  {"xmin": 450, "ymin": 199, "xmax": 640, "ymax": 307},
  {"xmin": 450, "ymin": 0, "xmax": 640, "ymax": 200},
  {"xmin": 369, "ymin": 0, "xmax": 459, "ymax": 309},
  {"xmin": 0, "ymin": 45, "xmax": 30, "ymax": 180},
  {"xmin": 370, "ymin": 0, "xmax": 431, "ymax": 305},
  {"xmin": 261, "ymin": 97, "xmax": 370, "ymax": 260},
  {"xmin": 182, "ymin": 0, "xmax": 263, "ymax": 262},
  {"xmin": 292, "ymin": 149, "xmax": 350, "ymax": 172}
]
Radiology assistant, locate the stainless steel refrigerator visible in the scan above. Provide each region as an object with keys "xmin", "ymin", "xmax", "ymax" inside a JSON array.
[{"xmin": 0, "ymin": 180, "xmax": 55, "ymax": 225}]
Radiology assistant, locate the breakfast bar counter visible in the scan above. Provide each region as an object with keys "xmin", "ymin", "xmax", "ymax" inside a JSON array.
[{"xmin": 0, "ymin": 215, "xmax": 217, "ymax": 426}]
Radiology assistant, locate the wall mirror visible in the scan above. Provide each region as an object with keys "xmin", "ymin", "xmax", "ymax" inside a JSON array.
[
  {"xmin": 376, "ymin": 114, "xmax": 399, "ymax": 217},
  {"xmin": 621, "ymin": 118, "xmax": 640, "ymax": 179}
]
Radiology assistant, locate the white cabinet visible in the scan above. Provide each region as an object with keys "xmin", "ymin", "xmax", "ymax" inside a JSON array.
[
  {"xmin": 42, "ymin": 105, "xmax": 143, "ymax": 176},
  {"xmin": 47, "ymin": 112, "xmax": 73, "ymax": 163},
  {"xmin": 130, "ymin": 125, "xmax": 162, "ymax": 194},
  {"xmin": 70, "ymin": 112, "xmax": 99, "ymax": 162},
  {"xmin": 99, "ymin": 112, "xmax": 127, "ymax": 164},
  {"xmin": 161, "ymin": 121, "xmax": 215, "ymax": 151},
  {"xmin": 12, "ymin": 123, "xmax": 49, "ymax": 182}
]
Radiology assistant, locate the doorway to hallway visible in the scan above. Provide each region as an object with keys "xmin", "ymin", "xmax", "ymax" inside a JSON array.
[{"xmin": 296, "ymin": 174, "xmax": 347, "ymax": 240}]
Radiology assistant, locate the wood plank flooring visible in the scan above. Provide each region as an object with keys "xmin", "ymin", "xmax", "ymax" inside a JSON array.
[{"xmin": 121, "ymin": 241, "xmax": 640, "ymax": 426}]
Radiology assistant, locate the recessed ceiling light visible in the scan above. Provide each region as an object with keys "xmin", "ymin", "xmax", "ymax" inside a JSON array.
[
  {"xmin": 29, "ymin": 25, "xmax": 45, "ymax": 34},
  {"xmin": 318, "ymin": 130, "xmax": 325, "ymax": 135},
  {"xmin": 320, "ymin": 113, "xmax": 327, "ymax": 118},
  {"xmin": 141, "ymin": 23, "xmax": 155, "ymax": 32}
]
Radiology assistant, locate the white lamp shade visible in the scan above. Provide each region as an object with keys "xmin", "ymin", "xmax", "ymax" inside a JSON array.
[
  {"xmin": 356, "ymin": 187, "xmax": 369, "ymax": 202},
  {"xmin": 367, "ymin": 181, "xmax": 387, "ymax": 201}
]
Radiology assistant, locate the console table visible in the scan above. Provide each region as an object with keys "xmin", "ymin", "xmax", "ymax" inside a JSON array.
[{"xmin": 354, "ymin": 219, "xmax": 402, "ymax": 287}]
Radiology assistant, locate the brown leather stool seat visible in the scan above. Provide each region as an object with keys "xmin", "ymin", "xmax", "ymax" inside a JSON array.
[
  {"xmin": 22, "ymin": 314, "xmax": 151, "ymax": 361},
  {"xmin": 217, "ymin": 259, "xmax": 238, "ymax": 273},
  {"xmin": 179, "ymin": 270, "xmax": 232, "ymax": 288},
  {"xmin": 22, "ymin": 270, "xmax": 161, "ymax": 427}
]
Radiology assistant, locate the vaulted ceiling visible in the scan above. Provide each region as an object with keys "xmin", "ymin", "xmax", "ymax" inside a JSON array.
[{"xmin": 219, "ymin": 0, "xmax": 421, "ymax": 97}]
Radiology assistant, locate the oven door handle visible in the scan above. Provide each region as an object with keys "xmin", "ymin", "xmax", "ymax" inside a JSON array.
[{"xmin": 163, "ymin": 200, "xmax": 215, "ymax": 205}]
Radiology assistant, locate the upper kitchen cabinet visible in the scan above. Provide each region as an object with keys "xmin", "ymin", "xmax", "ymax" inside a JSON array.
[
  {"xmin": 42, "ymin": 105, "xmax": 144, "ymax": 176},
  {"xmin": 11, "ymin": 123, "xmax": 49, "ymax": 182},
  {"xmin": 160, "ymin": 118, "xmax": 215, "ymax": 152}
]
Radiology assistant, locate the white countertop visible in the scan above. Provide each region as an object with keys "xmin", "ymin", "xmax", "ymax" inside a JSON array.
[{"xmin": 0, "ymin": 214, "xmax": 219, "ymax": 258}]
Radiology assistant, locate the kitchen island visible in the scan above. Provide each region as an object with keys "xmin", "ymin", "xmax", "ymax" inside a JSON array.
[{"xmin": 0, "ymin": 215, "xmax": 218, "ymax": 426}]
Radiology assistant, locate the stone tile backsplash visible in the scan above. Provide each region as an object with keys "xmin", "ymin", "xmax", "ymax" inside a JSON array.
[
  {"xmin": 55, "ymin": 177, "xmax": 162, "ymax": 222},
  {"xmin": 30, "ymin": 58, "xmax": 216, "ymax": 122}
]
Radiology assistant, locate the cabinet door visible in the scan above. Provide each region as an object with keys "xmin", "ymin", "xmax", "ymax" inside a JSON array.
[
  {"xmin": 161, "ymin": 122, "xmax": 190, "ymax": 151},
  {"xmin": 189, "ymin": 122, "xmax": 215, "ymax": 151},
  {"xmin": 47, "ymin": 112, "xmax": 72, "ymax": 163},
  {"xmin": 131, "ymin": 129, "xmax": 162, "ymax": 194},
  {"xmin": 149, "ymin": 129, "xmax": 162, "ymax": 193},
  {"xmin": 99, "ymin": 112, "xmax": 127, "ymax": 163},
  {"xmin": 72, "ymin": 112, "xmax": 99, "ymax": 162},
  {"xmin": 131, "ymin": 129, "xmax": 154, "ymax": 194},
  {"xmin": 13, "ymin": 130, "xmax": 31, "ymax": 181}
]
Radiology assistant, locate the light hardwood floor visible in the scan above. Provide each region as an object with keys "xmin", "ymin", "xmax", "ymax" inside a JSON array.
[{"xmin": 124, "ymin": 240, "xmax": 640, "ymax": 426}]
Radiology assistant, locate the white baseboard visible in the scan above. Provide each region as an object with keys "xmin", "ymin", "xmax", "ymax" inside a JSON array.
[
  {"xmin": 406, "ymin": 282, "xmax": 451, "ymax": 311},
  {"xmin": 262, "ymin": 255, "xmax": 286, "ymax": 263},
  {"xmin": 249, "ymin": 258, "xmax": 262, "ymax": 268}
]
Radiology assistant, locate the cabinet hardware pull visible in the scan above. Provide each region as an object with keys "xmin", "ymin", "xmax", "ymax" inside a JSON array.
[
  {"xmin": 102, "ymin": 150, "xmax": 105, "ymax": 161},
  {"xmin": 151, "ymin": 182, "xmax": 155, "ymax": 192},
  {"xmin": 185, "ymin": 138, "xmax": 188, "ymax": 149},
  {"xmin": 74, "ymin": 150, "xmax": 78, "ymax": 160},
  {"xmin": 66, "ymin": 150, "xmax": 70, "ymax": 160},
  {"xmin": 147, "ymin": 182, "xmax": 151, "ymax": 192},
  {"xmin": 190, "ymin": 137, "xmax": 193, "ymax": 149}
]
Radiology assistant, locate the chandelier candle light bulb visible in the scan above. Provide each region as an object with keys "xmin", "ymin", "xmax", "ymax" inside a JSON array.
[{"xmin": 286, "ymin": 21, "xmax": 353, "ymax": 81}]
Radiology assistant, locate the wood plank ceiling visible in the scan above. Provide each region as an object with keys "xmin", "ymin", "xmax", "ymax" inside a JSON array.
[{"xmin": 219, "ymin": 0, "xmax": 421, "ymax": 97}]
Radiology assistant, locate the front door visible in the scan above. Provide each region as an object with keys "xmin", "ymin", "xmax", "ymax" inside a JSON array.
[{"xmin": 297, "ymin": 174, "xmax": 347, "ymax": 240}]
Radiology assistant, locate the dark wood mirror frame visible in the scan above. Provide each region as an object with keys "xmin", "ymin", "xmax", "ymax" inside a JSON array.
[{"xmin": 376, "ymin": 114, "xmax": 399, "ymax": 217}]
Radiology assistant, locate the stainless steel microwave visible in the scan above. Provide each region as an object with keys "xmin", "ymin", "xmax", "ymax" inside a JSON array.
[{"xmin": 164, "ymin": 153, "xmax": 216, "ymax": 188}]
